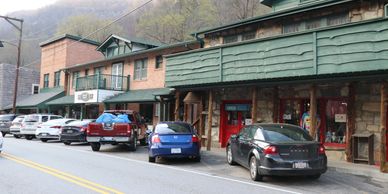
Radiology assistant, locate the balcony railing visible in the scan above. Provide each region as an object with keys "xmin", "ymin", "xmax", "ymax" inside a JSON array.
[{"xmin": 75, "ymin": 74, "xmax": 130, "ymax": 92}]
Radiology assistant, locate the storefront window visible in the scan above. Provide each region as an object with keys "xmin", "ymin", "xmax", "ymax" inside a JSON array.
[
  {"xmin": 323, "ymin": 100, "xmax": 347, "ymax": 145},
  {"xmin": 282, "ymin": 100, "xmax": 302, "ymax": 125}
]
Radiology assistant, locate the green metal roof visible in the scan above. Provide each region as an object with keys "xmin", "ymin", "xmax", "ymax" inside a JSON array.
[
  {"xmin": 192, "ymin": 0, "xmax": 351, "ymax": 36},
  {"xmin": 39, "ymin": 34, "xmax": 100, "ymax": 47},
  {"xmin": 104, "ymin": 88, "xmax": 173, "ymax": 103},
  {"xmin": 45, "ymin": 95, "xmax": 74, "ymax": 105},
  {"xmin": 3, "ymin": 88, "xmax": 64, "ymax": 109},
  {"xmin": 63, "ymin": 40, "xmax": 199, "ymax": 71}
]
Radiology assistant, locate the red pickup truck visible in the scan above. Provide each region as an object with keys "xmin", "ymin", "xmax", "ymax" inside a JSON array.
[{"xmin": 86, "ymin": 110, "xmax": 147, "ymax": 151}]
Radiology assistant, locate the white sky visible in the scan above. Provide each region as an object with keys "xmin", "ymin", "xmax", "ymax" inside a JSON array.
[{"xmin": 0, "ymin": 0, "xmax": 57, "ymax": 15}]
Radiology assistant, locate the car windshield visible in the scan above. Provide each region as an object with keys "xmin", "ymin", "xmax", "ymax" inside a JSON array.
[
  {"xmin": 262, "ymin": 125, "xmax": 313, "ymax": 142},
  {"xmin": 0, "ymin": 115, "xmax": 14, "ymax": 121},
  {"xmin": 154, "ymin": 123, "xmax": 192, "ymax": 134},
  {"xmin": 13, "ymin": 116, "xmax": 24, "ymax": 123},
  {"xmin": 24, "ymin": 115, "xmax": 39, "ymax": 122}
]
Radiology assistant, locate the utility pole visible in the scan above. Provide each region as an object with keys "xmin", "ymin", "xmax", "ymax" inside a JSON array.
[{"xmin": 0, "ymin": 15, "xmax": 24, "ymax": 114}]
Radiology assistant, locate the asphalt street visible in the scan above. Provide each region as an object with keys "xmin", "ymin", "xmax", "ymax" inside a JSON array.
[{"xmin": 0, "ymin": 136, "xmax": 387, "ymax": 194}]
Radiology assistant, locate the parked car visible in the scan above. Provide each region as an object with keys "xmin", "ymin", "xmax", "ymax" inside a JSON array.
[
  {"xmin": 9, "ymin": 115, "xmax": 25, "ymax": 138},
  {"xmin": 60, "ymin": 119, "xmax": 95, "ymax": 145},
  {"xmin": 226, "ymin": 123, "xmax": 327, "ymax": 181},
  {"xmin": 148, "ymin": 122, "xmax": 201, "ymax": 163},
  {"xmin": 86, "ymin": 110, "xmax": 146, "ymax": 152},
  {"xmin": 0, "ymin": 131, "xmax": 3, "ymax": 153},
  {"xmin": 0, "ymin": 114, "xmax": 19, "ymax": 136},
  {"xmin": 20, "ymin": 114, "xmax": 63, "ymax": 140},
  {"xmin": 35, "ymin": 118, "xmax": 76, "ymax": 142}
]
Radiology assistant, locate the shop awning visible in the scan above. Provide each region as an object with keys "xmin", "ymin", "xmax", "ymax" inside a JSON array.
[
  {"xmin": 3, "ymin": 88, "xmax": 64, "ymax": 109},
  {"xmin": 45, "ymin": 95, "xmax": 74, "ymax": 105},
  {"xmin": 104, "ymin": 88, "xmax": 174, "ymax": 103}
]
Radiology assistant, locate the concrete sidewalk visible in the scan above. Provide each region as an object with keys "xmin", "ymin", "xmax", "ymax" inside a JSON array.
[{"xmin": 203, "ymin": 147, "xmax": 388, "ymax": 182}]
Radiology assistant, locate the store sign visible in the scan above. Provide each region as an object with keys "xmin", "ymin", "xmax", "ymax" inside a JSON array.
[
  {"xmin": 283, "ymin": 114, "xmax": 292, "ymax": 120},
  {"xmin": 75, "ymin": 90, "xmax": 98, "ymax": 103},
  {"xmin": 335, "ymin": 114, "xmax": 347, "ymax": 123}
]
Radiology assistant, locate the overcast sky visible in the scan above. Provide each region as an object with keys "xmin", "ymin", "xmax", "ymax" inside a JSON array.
[{"xmin": 0, "ymin": 0, "xmax": 57, "ymax": 15}]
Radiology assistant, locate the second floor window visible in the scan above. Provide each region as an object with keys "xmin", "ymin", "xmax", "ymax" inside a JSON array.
[
  {"xmin": 54, "ymin": 71, "xmax": 60, "ymax": 87},
  {"xmin": 43, "ymin": 74, "xmax": 49, "ymax": 88},
  {"xmin": 134, "ymin": 58, "xmax": 148, "ymax": 80},
  {"xmin": 242, "ymin": 31, "xmax": 256, "ymax": 41},
  {"xmin": 72, "ymin": 71, "xmax": 80, "ymax": 89},
  {"xmin": 85, "ymin": 69, "xmax": 89, "ymax": 76},
  {"xmin": 223, "ymin": 35, "xmax": 238, "ymax": 44},
  {"xmin": 155, "ymin": 55, "xmax": 163, "ymax": 69},
  {"xmin": 94, "ymin": 66, "xmax": 103, "ymax": 75}
]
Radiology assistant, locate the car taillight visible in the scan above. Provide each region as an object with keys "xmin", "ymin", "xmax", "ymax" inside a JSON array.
[
  {"xmin": 50, "ymin": 126, "xmax": 61, "ymax": 129},
  {"xmin": 319, "ymin": 144, "xmax": 325, "ymax": 155},
  {"xmin": 80, "ymin": 127, "xmax": 86, "ymax": 132},
  {"xmin": 152, "ymin": 135, "xmax": 161, "ymax": 143},
  {"xmin": 264, "ymin": 145, "xmax": 277, "ymax": 155},
  {"xmin": 192, "ymin": 135, "xmax": 199, "ymax": 143}
]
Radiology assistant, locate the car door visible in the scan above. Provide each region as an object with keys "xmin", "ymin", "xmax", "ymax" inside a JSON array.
[
  {"xmin": 236, "ymin": 126, "xmax": 250, "ymax": 164},
  {"xmin": 239, "ymin": 126, "xmax": 257, "ymax": 166}
]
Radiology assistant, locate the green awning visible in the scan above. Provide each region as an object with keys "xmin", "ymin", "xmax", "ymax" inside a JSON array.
[
  {"xmin": 3, "ymin": 88, "xmax": 64, "ymax": 109},
  {"xmin": 104, "ymin": 88, "xmax": 173, "ymax": 103},
  {"xmin": 46, "ymin": 95, "xmax": 74, "ymax": 105}
]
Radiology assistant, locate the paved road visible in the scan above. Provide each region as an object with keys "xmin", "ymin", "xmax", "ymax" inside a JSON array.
[{"xmin": 1, "ymin": 136, "xmax": 387, "ymax": 194}]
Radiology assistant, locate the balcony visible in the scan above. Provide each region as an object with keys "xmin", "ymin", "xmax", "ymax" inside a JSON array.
[
  {"xmin": 75, "ymin": 74, "xmax": 130, "ymax": 92},
  {"xmin": 166, "ymin": 18, "xmax": 388, "ymax": 88}
]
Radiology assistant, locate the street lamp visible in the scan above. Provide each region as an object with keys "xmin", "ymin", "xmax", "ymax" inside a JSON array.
[{"xmin": 0, "ymin": 15, "xmax": 23, "ymax": 114}]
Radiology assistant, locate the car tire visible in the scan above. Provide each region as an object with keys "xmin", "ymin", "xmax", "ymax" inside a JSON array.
[
  {"xmin": 1, "ymin": 132, "xmax": 6, "ymax": 137},
  {"xmin": 128, "ymin": 136, "xmax": 137, "ymax": 151},
  {"xmin": 41, "ymin": 139, "xmax": 48, "ymax": 142},
  {"xmin": 226, "ymin": 145, "xmax": 236, "ymax": 165},
  {"xmin": 25, "ymin": 135, "xmax": 33, "ymax": 140},
  {"xmin": 148, "ymin": 156, "xmax": 156, "ymax": 163},
  {"xmin": 13, "ymin": 135, "xmax": 21, "ymax": 139},
  {"xmin": 308, "ymin": 174, "xmax": 321, "ymax": 180},
  {"xmin": 139, "ymin": 138, "xmax": 147, "ymax": 146},
  {"xmin": 91, "ymin": 142, "xmax": 101, "ymax": 151},
  {"xmin": 250, "ymin": 156, "xmax": 263, "ymax": 181},
  {"xmin": 63, "ymin": 141, "xmax": 71, "ymax": 145},
  {"xmin": 194, "ymin": 155, "xmax": 201, "ymax": 162}
]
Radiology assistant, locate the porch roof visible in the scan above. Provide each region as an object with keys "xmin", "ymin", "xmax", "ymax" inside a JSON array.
[
  {"xmin": 104, "ymin": 88, "xmax": 173, "ymax": 103},
  {"xmin": 3, "ymin": 88, "xmax": 64, "ymax": 109},
  {"xmin": 45, "ymin": 95, "xmax": 74, "ymax": 105}
]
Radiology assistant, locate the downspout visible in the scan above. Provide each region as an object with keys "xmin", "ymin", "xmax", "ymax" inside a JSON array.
[{"xmin": 193, "ymin": 33, "xmax": 204, "ymax": 48}]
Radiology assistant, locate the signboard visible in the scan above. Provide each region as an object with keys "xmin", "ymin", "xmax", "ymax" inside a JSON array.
[
  {"xmin": 335, "ymin": 114, "xmax": 347, "ymax": 123},
  {"xmin": 75, "ymin": 90, "xmax": 98, "ymax": 103},
  {"xmin": 245, "ymin": 119, "xmax": 252, "ymax": 125},
  {"xmin": 283, "ymin": 114, "xmax": 292, "ymax": 120}
]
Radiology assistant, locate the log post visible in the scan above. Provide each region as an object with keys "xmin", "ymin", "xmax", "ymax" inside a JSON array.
[
  {"xmin": 380, "ymin": 82, "xmax": 388, "ymax": 172},
  {"xmin": 174, "ymin": 91, "xmax": 180, "ymax": 121},
  {"xmin": 309, "ymin": 85, "xmax": 317, "ymax": 139},
  {"xmin": 273, "ymin": 86, "xmax": 279, "ymax": 123},
  {"xmin": 206, "ymin": 90, "xmax": 214, "ymax": 151},
  {"xmin": 251, "ymin": 87, "xmax": 257, "ymax": 124},
  {"xmin": 346, "ymin": 83, "xmax": 356, "ymax": 162}
]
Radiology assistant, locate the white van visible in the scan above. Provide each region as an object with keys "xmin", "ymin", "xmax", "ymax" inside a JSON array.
[{"xmin": 20, "ymin": 114, "xmax": 63, "ymax": 140}]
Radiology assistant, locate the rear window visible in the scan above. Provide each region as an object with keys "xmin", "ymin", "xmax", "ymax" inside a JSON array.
[
  {"xmin": 262, "ymin": 125, "xmax": 313, "ymax": 142},
  {"xmin": 154, "ymin": 123, "xmax": 192, "ymax": 134},
  {"xmin": 50, "ymin": 116, "xmax": 63, "ymax": 120},
  {"xmin": 25, "ymin": 115, "xmax": 39, "ymax": 122},
  {"xmin": 13, "ymin": 116, "xmax": 24, "ymax": 123},
  {"xmin": 0, "ymin": 115, "xmax": 14, "ymax": 121}
]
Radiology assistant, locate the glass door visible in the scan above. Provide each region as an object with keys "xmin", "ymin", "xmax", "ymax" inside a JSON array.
[{"xmin": 111, "ymin": 63, "xmax": 123, "ymax": 90}]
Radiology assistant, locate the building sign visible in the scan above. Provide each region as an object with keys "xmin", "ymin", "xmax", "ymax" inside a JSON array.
[
  {"xmin": 75, "ymin": 90, "xmax": 98, "ymax": 103},
  {"xmin": 283, "ymin": 114, "xmax": 292, "ymax": 120},
  {"xmin": 335, "ymin": 114, "xmax": 347, "ymax": 123}
]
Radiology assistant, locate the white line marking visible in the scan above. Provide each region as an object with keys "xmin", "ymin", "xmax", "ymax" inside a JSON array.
[{"xmin": 15, "ymin": 140, "xmax": 302, "ymax": 194}]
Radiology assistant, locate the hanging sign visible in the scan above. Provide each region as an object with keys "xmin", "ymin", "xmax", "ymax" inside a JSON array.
[{"xmin": 335, "ymin": 114, "xmax": 347, "ymax": 123}]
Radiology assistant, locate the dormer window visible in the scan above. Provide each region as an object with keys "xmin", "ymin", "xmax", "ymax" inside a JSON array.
[{"xmin": 107, "ymin": 46, "xmax": 119, "ymax": 58}]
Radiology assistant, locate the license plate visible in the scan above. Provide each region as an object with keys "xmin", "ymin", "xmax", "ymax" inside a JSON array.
[
  {"xmin": 293, "ymin": 162, "xmax": 309, "ymax": 169},
  {"xmin": 67, "ymin": 130, "xmax": 73, "ymax": 133},
  {"xmin": 42, "ymin": 133, "xmax": 48, "ymax": 136},
  {"xmin": 102, "ymin": 137, "xmax": 113, "ymax": 141},
  {"xmin": 171, "ymin": 148, "xmax": 181, "ymax": 154}
]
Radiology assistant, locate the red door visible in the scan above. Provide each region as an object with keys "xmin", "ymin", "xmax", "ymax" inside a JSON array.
[{"xmin": 220, "ymin": 101, "xmax": 251, "ymax": 147}]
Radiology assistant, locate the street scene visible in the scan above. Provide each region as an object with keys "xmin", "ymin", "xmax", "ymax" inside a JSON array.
[{"xmin": 1, "ymin": 0, "xmax": 388, "ymax": 193}]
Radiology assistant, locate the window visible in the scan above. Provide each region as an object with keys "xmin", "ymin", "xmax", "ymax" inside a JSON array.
[
  {"xmin": 223, "ymin": 35, "xmax": 238, "ymax": 44},
  {"xmin": 42, "ymin": 116, "xmax": 49, "ymax": 122},
  {"xmin": 107, "ymin": 46, "xmax": 119, "ymax": 58},
  {"xmin": 155, "ymin": 103, "xmax": 160, "ymax": 117},
  {"xmin": 94, "ymin": 67, "xmax": 103, "ymax": 75},
  {"xmin": 85, "ymin": 69, "xmax": 89, "ymax": 76},
  {"xmin": 242, "ymin": 31, "xmax": 256, "ymax": 41},
  {"xmin": 72, "ymin": 71, "xmax": 80, "ymax": 89},
  {"xmin": 43, "ymin": 74, "xmax": 49, "ymax": 88},
  {"xmin": 54, "ymin": 71, "xmax": 61, "ymax": 87},
  {"xmin": 327, "ymin": 13, "xmax": 349, "ymax": 26},
  {"xmin": 32, "ymin": 84, "xmax": 39, "ymax": 94},
  {"xmin": 134, "ymin": 58, "xmax": 148, "ymax": 80},
  {"xmin": 111, "ymin": 63, "xmax": 123, "ymax": 89},
  {"xmin": 155, "ymin": 55, "xmax": 163, "ymax": 69},
  {"xmin": 306, "ymin": 18, "xmax": 321, "ymax": 30},
  {"xmin": 283, "ymin": 22, "xmax": 300, "ymax": 34}
]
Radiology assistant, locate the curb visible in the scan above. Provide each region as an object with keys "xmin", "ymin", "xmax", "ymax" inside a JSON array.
[{"xmin": 328, "ymin": 165, "xmax": 388, "ymax": 182}]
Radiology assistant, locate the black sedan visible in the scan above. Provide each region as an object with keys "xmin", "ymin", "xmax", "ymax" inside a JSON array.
[
  {"xmin": 226, "ymin": 123, "xmax": 327, "ymax": 181},
  {"xmin": 60, "ymin": 120, "xmax": 94, "ymax": 145}
]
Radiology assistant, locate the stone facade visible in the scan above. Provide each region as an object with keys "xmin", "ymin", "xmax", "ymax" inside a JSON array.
[{"xmin": 0, "ymin": 63, "xmax": 40, "ymax": 110}]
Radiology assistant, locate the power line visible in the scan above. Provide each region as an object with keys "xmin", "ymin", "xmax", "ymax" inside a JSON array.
[{"xmin": 18, "ymin": 0, "xmax": 153, "ymax": 71}]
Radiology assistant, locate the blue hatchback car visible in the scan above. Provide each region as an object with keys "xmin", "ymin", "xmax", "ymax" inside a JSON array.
[{"xmin": 148, "ymin": 122, "xmax": 201, "ymax": 163}]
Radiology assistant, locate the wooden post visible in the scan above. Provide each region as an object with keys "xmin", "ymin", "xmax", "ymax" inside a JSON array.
[
  {"xmin": 174, "ymin": 91, "xmax": 180, "ymax": 121},
  {"xmin": 198, "ymin": 95, "xmax": 204, "ymax": 137},
  {"xmin": 380, "ymin": 82, "xmax": 388, "ymax": 172},
  {"xmin": 309, "ymin": 85, "xmax": 317, "ymax": 139},
  {"xmin": 346, "ymin": 83, "xmax": 356, "ymax": 162},
  {"xmin": 273, "ymin": 86, "xmax": 279, "ymax": 123},
  {"xmin": 206, "ymin": 90, "xmax": 214, "ymax": 151},
  {"xmin": 251, "ymin": 87, "xmax": 257, "ymax": 124}
]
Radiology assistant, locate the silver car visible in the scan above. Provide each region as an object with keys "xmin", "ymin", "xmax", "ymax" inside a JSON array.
[
  {"xmin": 0, "ymin": 114, "xmax": 18, "ymax": 136},
  {"xmin": 9, "ymin": 115, "xmax": 25, "ymax": 138},
  {"xmin": 20, "ymin": 114, "xmax": 63, "ymax": 140}
]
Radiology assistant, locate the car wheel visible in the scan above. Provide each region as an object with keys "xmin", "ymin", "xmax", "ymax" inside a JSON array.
[
  {"xmin": 128, "ymin": 136, "xmax": 137, "ymax": 151},
  {"xmin": 139, "ymin": 138, "xmax": 147, "ymax": 146},
  {"xmin": 41, "ymin": 139, "xmax": 48, "ymax": 142},
  {"xmin": 250, "ymin": 156, "xmax": 263, "ymax": 181},
  {"xmin": 226, "ymin": 145, "xmax": 236, "ymax": 165},
  {"xmin": 13, "ymin": 135, "xmax": 21, "ymax": 139},
  {"xmin": 148, "ymin": 156, "xmax": 156, "ymax": 163},
  {"xmin": 308, "ymin": 174, "xmax": 321, "ymax": 180},
  {"xmin": 1, "ymin": 132, "xmax": 6, "ymax": 137},
  {"xmin": 25, "ymin": 135, "xmax": 33, "ymax": 140},
  {"xmin": 193, "ymin": 155, "xmax": 201, "ymax": 162},
  {"xmin": 91, "ymin": 142, "xmax": 101, "ymax": 151},
  {"xmin": 63, "ymin": 141, "xmax": 71, "ymax": 145}
]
